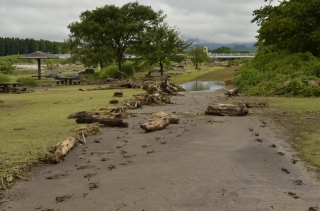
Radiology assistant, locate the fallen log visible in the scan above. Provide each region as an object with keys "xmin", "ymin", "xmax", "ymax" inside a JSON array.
[
  {"xmin": 76, "ymin": 116, "xmax": 128, "ymax": 127},
  {"xmin": 245, "ymin": 101, "xmax": 269, "ymax": 108},
  {"xmin": 140, "ymin": 118, "xmax": 170, "ymax": 132},
  {"xmin": 67, "ymin": 111, "xmax": 100, "ymax": 119},
  {"xmin": 205, "ymin": 103, "xmax": 248, "ymax": 116},
  {"xmin": 44, "ymin": 137, "xmax": 78, "ymax": 163},
  {"xmin": 226, "ymin": 87, "xmax": 239, "ymax": 97},
  {"xmin": 148, "ymin": 111, "xmax": 180, "ymax": 124}
]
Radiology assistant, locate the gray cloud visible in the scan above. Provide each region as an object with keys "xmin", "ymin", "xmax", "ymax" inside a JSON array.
[{"xmin": 0, "ymin": 0, "xmax": 270, "ymax": 43}]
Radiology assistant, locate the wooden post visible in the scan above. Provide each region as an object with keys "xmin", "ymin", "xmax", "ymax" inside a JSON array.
[{"xmin": 37, "ymin": 58, "xmax": 41, "ymax": 80}]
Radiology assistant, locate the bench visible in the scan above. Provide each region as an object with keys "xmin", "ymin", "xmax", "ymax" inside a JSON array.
[{"xmin": 0, "ymin": 82, "xmax": 22, "ymax": 93}]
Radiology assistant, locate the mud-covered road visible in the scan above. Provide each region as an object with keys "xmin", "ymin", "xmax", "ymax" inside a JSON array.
[{"xmin": 1, "ymin": 90, "xmax": 319, "ymax": 211}]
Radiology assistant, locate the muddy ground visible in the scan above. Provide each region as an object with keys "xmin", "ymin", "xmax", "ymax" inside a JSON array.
[{"xmin": 1, "ymin": 89, "xmax": 320, "ymax": 211}]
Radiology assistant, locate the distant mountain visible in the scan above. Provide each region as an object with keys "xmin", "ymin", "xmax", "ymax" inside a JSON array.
[
  {"xmin": 231, "ymin": 45, "xmax": 250, "ymax": 52},
  {"xmin": 188, "ymin": 39, "xmax": 257, "ymax": 52}
]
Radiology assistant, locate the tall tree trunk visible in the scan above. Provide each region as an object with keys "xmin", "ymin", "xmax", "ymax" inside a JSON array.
[
  {"xmin": 117, "ymin": 60, "xmax": 122, "ymax": 79},
  {"xmin": 160, "ymin": 62, "xmax": 163, "ymax": 76}
]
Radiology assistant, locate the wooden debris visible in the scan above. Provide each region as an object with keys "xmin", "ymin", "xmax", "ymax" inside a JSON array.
[
  {"xmin": 226, "ymin": 87, "xmax": 239, "ymax": 97},
  {"xmin": 109, "ymin": 78, "xmax": 141, "ymax": 89},
  {"xmin": 43, "ymin": 137, "xmax": 78, "ymax": 163},
  {"xmin": 109, "ymin": 99, "xmax": 119, "ymax": 104},
  {"xmin": 140, "ymin": 117, "xmax": 170, "ymax": 132},
  {"xmin": 148, "ymin": 111, "xmax": 180, "ymax": 124},
  {"xmin": 133, "ymin": 93, "xmax": 171, "ymax": 106},
  {"xmin": 126, "ymin": 100, "xmax": 142, "ymax": 109},
  {"xmin": 245, "ymin": 101, "xmax": 269, "ymax": 108},
  {"xmin": 156, "ymin": 79, "xmax": 185, "ymax": 95},
  {"xmin": 205, "ymin": 103, "xmax": 249, "ymax": 116},
  {"xmin": 67, "ymin": 111, "xmax": 100, "ymax": 119},
  {"xmin": 76, "ymin": 116, "xmax": 129, "ymax": 127},
  {"xmin": 113, "ymin": 90, "xmax": 123, "ymax": 97}
]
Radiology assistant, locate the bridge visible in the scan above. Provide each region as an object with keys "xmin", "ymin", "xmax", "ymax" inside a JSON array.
[{"xmin": 210, "ymin": 53, "xmax": 255, "ymax": 59}]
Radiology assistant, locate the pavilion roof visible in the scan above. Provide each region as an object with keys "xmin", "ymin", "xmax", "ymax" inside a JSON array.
[{"xmin": 19, "ymin": 51, "xmax": 59, "ymax": 59}]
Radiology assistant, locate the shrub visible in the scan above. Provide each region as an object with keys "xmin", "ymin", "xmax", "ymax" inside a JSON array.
[
  {"xmin": 0, "ymin": 74, "xmax": 10, "ymax": 82},
  {"xmin": 0, "ymin": 59, "xmax": 17, "ymax": 74},
  {"xmin": 234, "ymin": 51, "xmax": 320, "ymax": 97},
  {"xmin": 16, "ymin": 77, "xmax": 37, "ymax": 87},
  {"xmin": 98, "ymin": 62, "xmax": 134, "ymax": 79}
]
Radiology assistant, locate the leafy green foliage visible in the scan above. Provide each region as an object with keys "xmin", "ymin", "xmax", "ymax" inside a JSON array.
[
  {"xmin": 188, "ymin": 44, "xmax": 211, "ymax": 69},
  {"xmin": 0, "ymin": 59, "xmax": 17, "ymax": 74},
  {"xmin": 135, "ymin": 22, "xmax": 191, "ymax": 75},
  {"xmin": 234, "ymin": 51, "xmax": 320, "ymax": 97},
  {"xmin": 16, "ymin": 77, "xmax": 38, "ymax": 87},
  {"xmin": 0, "ymin": 73, "xmax": 10, "ymax": 82},
  {"xmin": 66, "ymin": 2, "xmax": 164, "ymax": 78},
  {"xmin": 98, "ymin": 62, "xmax": 134, "ymax": 79},
  {"xmin": 252, "ymin": 0, "xmax": 320, "ymax": 57}
]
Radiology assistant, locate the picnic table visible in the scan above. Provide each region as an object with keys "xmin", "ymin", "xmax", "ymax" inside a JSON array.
[
  {"xmin": 56, "ymin": 77, "xmax": 80, "ymax": 85},
  {"xmin": 0, "ymin": 82, "xmax": 21, "ymax": 93}
]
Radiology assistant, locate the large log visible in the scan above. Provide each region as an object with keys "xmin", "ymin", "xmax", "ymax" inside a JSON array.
[
  {"xmin": 76, "ymin": 116, "xmax": 128, "ymax": 127},
  {"xmin": 205, "ymin": 103, "xmax": 249, "ymax": 116},
  {"xmin": 46, "ymin": 137, "xmax": 78, "ymax": 163},
  {"xmin": 140, "ymin": 118, "xmax": 170, "ymax": 132},
  {"xmin": 148, "ymin": 111, "xmax": 180, "ymax": 124}
]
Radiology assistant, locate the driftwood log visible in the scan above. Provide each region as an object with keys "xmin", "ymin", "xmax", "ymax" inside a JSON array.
[
  {"xmin": 67, "ymin": 111, "xmax": 100, "ymax": 119},
  {"xmin": 140, "ymin": 118, "xmax": 170, "ymax": 132},
  {"xmin": 157, "ymin": 79, "xmax": 185, "ymax": 95},
  {"xmin": 76, "ymin": 116, "xmax": 128, "ymax": 127},
  {"xmin": 205, "ymin": 103, "xmax": 248, "ymax": 116},
  {"xmin": 44, "ymin": 137, "xmax": 78, "ymax": 163},
  {"xmin": 245, "ymin": 101, "xmax": 269, "ymax": 108},
  {"xmin": 226, "ymin": 87, "xmax": 239, "ymax": 97},
  {"xmin": 148, "ymin": 111, "xmax": 180, "ymax": 124}
]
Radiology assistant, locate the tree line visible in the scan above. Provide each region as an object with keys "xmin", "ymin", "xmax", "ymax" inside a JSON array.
[{"xmin": 0, "ymin": 37, "xmax": 64, "ymax": 57}]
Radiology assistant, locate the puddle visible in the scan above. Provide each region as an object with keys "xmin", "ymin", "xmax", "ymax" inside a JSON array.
[{"xmin": 181, "ymin": 81, "xmax": 225, "ymax": 92}]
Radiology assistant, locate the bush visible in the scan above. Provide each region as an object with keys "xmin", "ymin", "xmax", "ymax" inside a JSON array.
[
  {"xmin": 0, "ymin": 59, "xmax": 17, "ymax": 74},
  {"xmin": 16, "ymin": 77, "xmax": 37, "ymax": 87},
  {"xmin": 0, "ymin": 74, "xmax": 10, "ymax": 82},
  {"xmin": 234, "ymin": 51, "xmax": 320, "ymax": 97},
  {"xmin": 98, "ymin": 62, "xmax": 134, "ymax": 79}
]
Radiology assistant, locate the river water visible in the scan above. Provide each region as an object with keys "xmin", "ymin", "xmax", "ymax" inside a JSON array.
[{"xmin": 180, "ymin": 81, "xmax": 225, "ymax": 92}]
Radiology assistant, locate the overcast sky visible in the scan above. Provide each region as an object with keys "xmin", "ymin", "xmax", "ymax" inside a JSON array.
[{"xmin": 0, "ymin": 0, "xmax": 271, "ymax": 44}]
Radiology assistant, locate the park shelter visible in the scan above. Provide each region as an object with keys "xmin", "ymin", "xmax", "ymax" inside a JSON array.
[{"xmin": 19, "ymin": 51, "xmax": 59, "ymax": 79}]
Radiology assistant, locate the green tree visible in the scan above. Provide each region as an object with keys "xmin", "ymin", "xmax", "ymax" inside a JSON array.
[
  {"xmin": 211, "ymin": 46, "xmax": 231, "ymax": 53},
  {"xmin": 188, "ymin": 44, "xmax": 211, "ymax": 69},
  {"xmin": 66, "ymin": 2, "xmax": 165, "ymax": 78},
  {"xmin": 252, "ymin": 0, "xmax": 320, "ymax": 57},
  {"xmin": 136, "ymin": 22, "xmax": 191, "ymax": 75}
]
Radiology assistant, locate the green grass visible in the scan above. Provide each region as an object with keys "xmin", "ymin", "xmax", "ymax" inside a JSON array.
[{"xmin": 0, "ymin": 85, "xmax": 143, "ymax": 180}]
